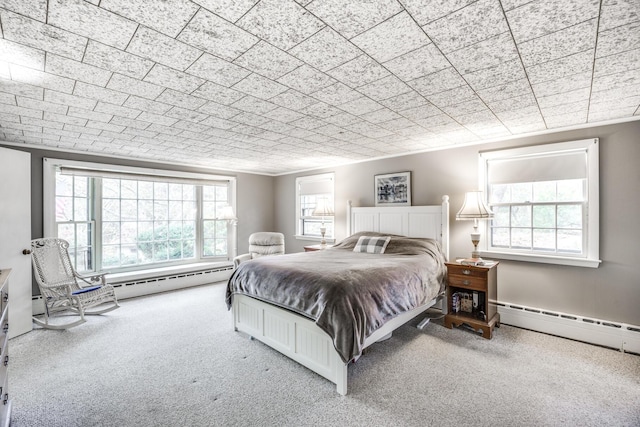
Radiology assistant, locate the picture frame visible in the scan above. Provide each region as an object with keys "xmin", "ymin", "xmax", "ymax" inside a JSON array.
[{"xmin": 374, "ymin": 171, "xmax": 411, "ymax": 206}]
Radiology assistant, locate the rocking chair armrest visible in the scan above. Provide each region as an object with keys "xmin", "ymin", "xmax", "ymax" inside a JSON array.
[{"xmin": 76, "ymin": 272, "xmax": 109, "ymax": 286}]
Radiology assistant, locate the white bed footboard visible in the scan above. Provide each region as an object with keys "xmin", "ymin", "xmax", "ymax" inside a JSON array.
[
  {"xmin": 233, "ymin": 294, "xmax": 348, "ymax": 394},
  {"xmin": 232, "ymin": 293, "xmax": 441, "ymax": 395}
]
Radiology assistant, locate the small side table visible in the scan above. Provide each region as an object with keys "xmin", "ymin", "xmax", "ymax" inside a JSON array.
[
  {"xmin": 303, "ymin": 244, "xmax": 331, "ymax": 252},
  {"xmin": 444, "ymin": 261, "xmax": 500, "ymax": 339}
]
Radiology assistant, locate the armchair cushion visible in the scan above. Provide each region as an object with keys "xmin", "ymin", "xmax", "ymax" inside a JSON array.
[{"xmin": 234, "ymin": 232, "xmax": 285, "ymax": 268}]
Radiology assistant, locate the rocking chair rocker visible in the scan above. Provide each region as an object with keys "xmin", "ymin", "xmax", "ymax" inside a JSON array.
[{"xmin": 30, "ymin": 238, "xmax": 120, "ymax": 329}]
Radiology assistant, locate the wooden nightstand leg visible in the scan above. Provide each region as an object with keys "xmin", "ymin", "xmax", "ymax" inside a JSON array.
[
  {"xmin": 481, "ymin": 325, "xmax": 492, "ymax": 339},
  {"xmin": 444, "ymin": 316, "xmax": 453, "ymax": 329}
]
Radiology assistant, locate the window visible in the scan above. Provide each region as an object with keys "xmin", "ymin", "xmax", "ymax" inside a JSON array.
[
  {"xmin": 479, "ymin": 139, "xmax": 600, "ymax": 268},
  {"xmin": 296, "ymin": 173, "xmax": 335, "ymax": 241},
  {"xmin": 44, "ymin": 158, "xmax": 236, "ymax": 274}
]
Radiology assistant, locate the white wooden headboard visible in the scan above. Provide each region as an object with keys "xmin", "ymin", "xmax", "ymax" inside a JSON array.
[{"xmin": 347, "ymin": 195, "xmax": 449, "ymax": 261}]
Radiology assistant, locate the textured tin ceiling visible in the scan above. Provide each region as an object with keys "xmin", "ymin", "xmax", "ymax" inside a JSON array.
[{"xmin": 0, "ymin": 0, "xmax": 638, "ymax": 174}]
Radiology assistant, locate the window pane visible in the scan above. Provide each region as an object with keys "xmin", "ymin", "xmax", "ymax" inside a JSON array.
[
  {"xmin": 183, "ymin": 221, "xmax": 195, "ymax": 239},
  {"xmin": 121, "ymin": 222, "xmax": 137, "ymax": 244},
  {"xmin": 74, "ymin": 200, "xmax": 87, "ymax": 222},
  {"xmin": 102, "ymin": 245, "xmax": 120, "ymax": 268},
  {"xmin": 533, "ymin": 229, "xmax": 555, "ymax": 251},
  {"xmin": 492, "ymin": 206, "xmax": 510, "ymax": 227},
  {"xmin": 138, "ymin": 200, "xmax": 153, "ymax": 220},
  {"xmin": 533, "ymin": 181, "xmax": 555, "ymax": 202},
  {"xmin": 154, "ymin": 182, "xmax": 168, "ymax": 200},
  {"xmin": 121, "ymin": 180, "xmax": 137, "ymax": 198},
  {"xmin": 103, "ymin": 199, "xmax": 120, "ymax": 221},
  {"xmin": 203, "ymin": 220, "xmax": 215, "ymax": 238},
  {"xmin": 558, "ymin": 205, "xmax": 582, "ymax": 228},
  {"xmin": 510, "ymin": 183, "xmax": 532, "ymax": 203},
  {"xmin": 216, "ymin": 186, "xmax": 228, "ymax": 200},
  {"xmin": 154, "ymin": 201, "xmax": 168, "ymax": 220},
  {"xmin": 511, "ymin": 205, "xmax": 531, "ymax": 227},
  {"xmin": 58, "ymin": 223, "xmax": 75, "ymax": 243},
  {"xmin": 533, "ymin": 205, "xmax": 555, "ymax": 228},
  {"xmin": 183, "ymin": 240, "xmax": 195, "ymax": 258},
  {"xmin": 512, "ymin": 228, "xmax": 532, "ymax": 249},
  {"xmin": 154, "ymin": 221, "xmax": 168, "ymax": 240},
  {"xmin": 76, "ymin": 223, "xmax": 89, "ymax": 247},
  {"xmin": 183, "ymin": 185, "xmax": 195, "ymax": 200},
  {"xmin": 56, "ymin": 196, "xmax": 73, "ymax": 221},
  {"xmin": 57, "ymin": 174, "xmax": 73, "ymax": 196},
  {"xmin": 103, "ymin": 222, "xmax": 120, "ymax": 245},
  {"xmin": 103, "ymin": 178, "xmax": 119, "ymax": 198},
  {"xmin": 153, "ymin": 242, "xmax": 168, "ymax": 261},
  {"xmin": 203, "ymin": 201, "xmax": 216, "ymax": 219},
  {"xmin": 558, "ymin": 230, "xmax": 582, "ymax": 253},
  {"xmin": 139, "ymin": 181, "xmax": 153, "ymax": 199},
  {"xmin": 491, "ymin": 227, "xmax": 510, "ymax": 247},
  {"xmin": 203, "ymin": 186, "xmax": 216, "ymax": 200},
  {"xmin": 169, "ymin": 183, "xmax": 182, "ymax": 199},
  {"xmin": 489, "ymin": 184, "xmax": 509, "ymax": 203},
  {"xmin": 121, "ymin": 245, "xmax": 138, "ymax": 266},
  {"xmin": 138, "ymin": 222, "xmax": 153, "ymax": 241},
  {"xmin": 557, "ymin": 179, "xmax": 584, "ymax": 202},
  {"xmin": 74, "ymin": 177, "xmax": 87, "ymax": 197},
  {"xmin": 121, "ymin": 200, "xmax": 137, "ymax": 221}
]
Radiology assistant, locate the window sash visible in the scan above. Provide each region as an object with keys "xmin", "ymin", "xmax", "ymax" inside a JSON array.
[
  {"xmin": 479, "ymin": 139, "xmax": 600, "ymax": 267},
  {"xmin": 295, "ymin": 173, "xmax": 335, "ymax": 240},
  {"xmin": 45, "ymin": 158, "xmax": 236, "ymax": 273}
]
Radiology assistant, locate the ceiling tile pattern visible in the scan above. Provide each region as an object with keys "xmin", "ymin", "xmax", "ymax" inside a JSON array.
[{"xmin": 0, "ymin": 0, "xmax": 639, "ymax": 174}]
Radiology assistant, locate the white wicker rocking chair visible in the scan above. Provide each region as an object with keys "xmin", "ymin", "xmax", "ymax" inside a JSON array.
[{"xmin": 30, "ymin": 238, "xmax": 120, "ymax": 329}]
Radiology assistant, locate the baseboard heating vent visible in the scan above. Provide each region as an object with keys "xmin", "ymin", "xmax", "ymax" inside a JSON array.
[
  {"xmin": 498, "ymin": 302, "xmax": 640, "ymax": 354},
  {"xmin": 32, "ymin": 265, "xmax": 234, "ymax": 316}
]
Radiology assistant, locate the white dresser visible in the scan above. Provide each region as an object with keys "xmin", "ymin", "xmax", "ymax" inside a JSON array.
[{"xmin": 0, "ymin": 269, "xmax": 11, "ymax": 427}]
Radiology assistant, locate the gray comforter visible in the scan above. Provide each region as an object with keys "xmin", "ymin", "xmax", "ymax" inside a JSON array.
[{"xmin": 225, "ymin": 232, "xmax": 447, "ymax": 363}]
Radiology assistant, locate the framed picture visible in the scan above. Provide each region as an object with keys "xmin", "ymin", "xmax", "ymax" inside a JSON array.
[{"xmin": 374, "ymin": 171, "xmax": 411, "ymax": 206}]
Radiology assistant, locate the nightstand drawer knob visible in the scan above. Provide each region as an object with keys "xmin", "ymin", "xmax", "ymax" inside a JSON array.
[
  {"xmin": 463, "ymin": 269, "xmax": 471, "ymax": 275},
  {"xmin": 463, "ymin": 280, "xmax": 470, "ymax": 285}
]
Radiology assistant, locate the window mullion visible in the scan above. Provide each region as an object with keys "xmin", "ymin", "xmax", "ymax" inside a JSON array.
[
  {"xmin": 196, "ymin": 185, "xmax": 203, "ymax": 261},
  {"xmin": 94, "ymin": 177, "xmax": 102, "ymax": 273}
]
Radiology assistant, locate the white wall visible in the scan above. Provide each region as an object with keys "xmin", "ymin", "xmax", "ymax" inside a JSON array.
[{"xmin": 274, "ymin": 120, "xmax": 640, "ymax": 326}]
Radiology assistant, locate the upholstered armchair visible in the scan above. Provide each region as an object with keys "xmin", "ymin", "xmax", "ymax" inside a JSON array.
[{"xmin": 233, "ymin": 232, "xmax": 285, "ymax": 268}]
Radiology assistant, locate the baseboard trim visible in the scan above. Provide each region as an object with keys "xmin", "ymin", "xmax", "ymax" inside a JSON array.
[
  {"xmin": 498, "ymin": 302, "xmax": 640, "ymax": 354},
  {"xmin": 32, "ymin": 265, "xmax": 234, "ymax": 316}
]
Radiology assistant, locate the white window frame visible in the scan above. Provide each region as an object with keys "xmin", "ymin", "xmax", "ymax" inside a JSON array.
[
  {"xmin": 295, "ymin": 172, "xmax": 335, "ymax": 242},
  {"xmin": 43, "ymin": 158, "xmax": 237, "ymax": 273},
  {"xmin": 478, "ymin": 139, "xmax": 600, "ymax": 268}
]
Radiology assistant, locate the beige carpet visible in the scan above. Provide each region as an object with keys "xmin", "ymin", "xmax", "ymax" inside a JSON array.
[{"xmin": 9, "ymin": 282, "xmax": 640, "ymax": 427}]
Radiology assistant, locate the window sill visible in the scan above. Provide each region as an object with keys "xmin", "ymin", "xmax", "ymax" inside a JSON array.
[
  {"xmin": 105, "ymin": 261, "xmax": 233, "ymax": 283},
  {"xmin": 479, "ymin": 251, "xmax": 601, "ymax": 268},
  {"xmin": 294, "ymin": 235, "xmax": 336, "ymax": 244}
]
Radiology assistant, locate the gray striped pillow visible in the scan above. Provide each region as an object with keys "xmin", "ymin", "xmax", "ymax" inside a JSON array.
[{"xmin": 353, "ymin": 236, "xmax": 391, "ymax": 254}]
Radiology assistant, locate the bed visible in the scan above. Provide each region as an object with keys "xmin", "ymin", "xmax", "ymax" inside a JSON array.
[{"xmin": 225, "ymin": 196, "xmax": 450, "ymax": 395}]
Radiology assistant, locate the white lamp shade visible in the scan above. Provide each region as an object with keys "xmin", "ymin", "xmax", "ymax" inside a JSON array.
[
  {"xmin": 312, "ymin": 198, "xmax": 334, "ymax": 217},
  {"xmin": 218, "ymin": 206, "xmax": 237, "ymax": 221},
  {"xmin": 456, "ymin": 191, "xmax": 493, "ymax": 220}
]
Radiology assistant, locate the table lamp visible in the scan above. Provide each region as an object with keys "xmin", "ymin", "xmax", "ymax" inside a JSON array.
[
  {"xmin": 312, "ymin": 198, "xmax": 334, "ymax": 246},
  {"xmin": 456, "ymin": 191, "xmax": 493, "ymax": 260}
]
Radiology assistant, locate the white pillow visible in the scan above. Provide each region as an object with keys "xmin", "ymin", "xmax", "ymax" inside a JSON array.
[{"xmin": 353, "ymin": 236, "xmax": 391, "ymax": 254}]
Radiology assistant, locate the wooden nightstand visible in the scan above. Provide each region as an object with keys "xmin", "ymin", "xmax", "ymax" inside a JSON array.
[
  {"xmin": 303, "ymin": 244, "xmax": 331, "ymax": 252},
  {"xmin": 444, "ymin": 262, "xmax": 500, "ymax": 339}
]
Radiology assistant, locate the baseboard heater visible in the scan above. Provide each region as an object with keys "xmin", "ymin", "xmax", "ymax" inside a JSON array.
[
  {"xmin": 32, "ymin": 265, "xmax": 234, "ymax": 316},
  {"xmin": 498, "ymin": 302, "xmax": 640, "ymax": 354}
]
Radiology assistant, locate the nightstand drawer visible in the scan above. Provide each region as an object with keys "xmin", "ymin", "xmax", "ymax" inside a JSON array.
[
  {"xmin": 448, "ymin": 274, "xmax": 486, "ymax": 291},
  {"xmin": 447, "ymin": 265, "xmax": 488, "ymax": 279}
]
